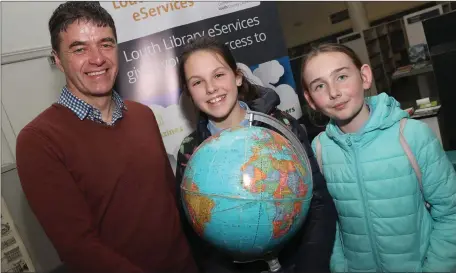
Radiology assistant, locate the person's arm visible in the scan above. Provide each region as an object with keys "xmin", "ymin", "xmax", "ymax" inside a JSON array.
[
  {"xmin": 287, "ymin": 117, "xmax": 338, "ymax": 272},
  {"xmin": 406, "ymin": 122, "xmax": 456, "ymax": 272},
  {"xmin": 16, "ymin": 128, "xmax": 143, "ymax": 273}
]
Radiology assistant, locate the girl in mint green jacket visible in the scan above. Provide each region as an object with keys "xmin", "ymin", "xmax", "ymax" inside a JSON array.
[{"xmin": 301, "ymin": 43, "xmax": 456, "ymax": 272}]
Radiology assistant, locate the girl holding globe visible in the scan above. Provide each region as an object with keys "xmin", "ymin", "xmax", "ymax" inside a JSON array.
[
  {"xmin": 301, "ymin": 43, "xmax": 456, "ymax": 272},
  {"xmin": 175, "ymin": 37, "xmax": 337, "ymax": 273}
]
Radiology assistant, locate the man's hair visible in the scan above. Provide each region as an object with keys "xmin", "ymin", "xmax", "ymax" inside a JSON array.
[{"xmin": 49, "ymin": 1, "xmax": 117, "ymax": 53}]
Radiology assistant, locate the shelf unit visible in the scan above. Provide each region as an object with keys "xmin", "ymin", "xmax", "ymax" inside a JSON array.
[
  {"xmin": 363, "ymin": 19, "xmax": 410, "ymax": 94},
  {"xmin": 391, "ymin": 63, "xmax": 433, "ymax": 80}
]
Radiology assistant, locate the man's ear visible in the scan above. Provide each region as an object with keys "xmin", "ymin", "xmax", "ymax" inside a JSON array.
[
  {"xmin": 303, "ymin": 90, "xmax": 317, "ymax": 111},
  {"xmin": 52, "ymin": 50, "xmax": 64, "ymax": 73},
  {"xmin": 360, "ymin": 64, "xmax": 373, "ymax": 90}
]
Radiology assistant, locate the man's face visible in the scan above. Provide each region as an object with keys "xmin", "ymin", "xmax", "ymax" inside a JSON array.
[{"xmin": 53, "ymin": 20, "xmax": 118, "ymax": 98}]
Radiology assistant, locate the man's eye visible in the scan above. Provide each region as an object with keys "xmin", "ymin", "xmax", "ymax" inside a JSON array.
[
  {"xmin": 337, "ymin": 75, "xmax": 347, "ymax": 81},
  {"xmin": 102, "ymin": 43, "xmax": 114, "ymax": 48},
  {"xmin": 73, "ymin": 48, "xmax": 85, "ymax": 53}
]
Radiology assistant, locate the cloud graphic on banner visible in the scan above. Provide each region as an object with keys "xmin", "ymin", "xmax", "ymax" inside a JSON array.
[
  {"xmin": 273, "ymin": 84, "xmax": 302, "ymax": 118},
  {"xmin": 237, "ymin": 63, "xmax": 264, "ymax": 86},
  {"xmin": 237, "ymin": 61, "xmax": 302, "ymax": 119},
  {"xmin": 253, "ymin": 60, "xmax": 283, "ymax": 85}
]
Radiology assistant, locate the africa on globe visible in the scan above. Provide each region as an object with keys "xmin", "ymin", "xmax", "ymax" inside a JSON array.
[{"xmin": 180, "ymin": 126, "xmax": 313, "ymax": 261}]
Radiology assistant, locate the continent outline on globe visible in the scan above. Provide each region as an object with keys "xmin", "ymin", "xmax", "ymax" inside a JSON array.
[{"xmin": 181, "ymin": 126, "xmax": 313, "ymax": 259}]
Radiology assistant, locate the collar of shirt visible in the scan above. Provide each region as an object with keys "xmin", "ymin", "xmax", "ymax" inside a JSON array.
[
  {"xmin": 207, "ymin": 100, "xmax": 250, "ymax": 135},
  {"xmin": 57, "ymin": 86, "xmax": 127, "ymax": 126}
]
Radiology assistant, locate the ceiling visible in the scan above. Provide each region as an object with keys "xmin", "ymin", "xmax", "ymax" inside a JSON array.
[{"xmin": 276, "ymin": 1, "xmax": 430, "ymax": 48}]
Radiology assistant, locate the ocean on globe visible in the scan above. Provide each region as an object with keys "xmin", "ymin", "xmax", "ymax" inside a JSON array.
[{"xmin": 180, "ymin": 126, "xmax": 313, "ymax": 261}]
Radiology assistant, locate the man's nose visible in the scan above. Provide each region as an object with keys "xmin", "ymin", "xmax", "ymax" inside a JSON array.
[{"xmin": 88, "ymin": 47, "xmax": 106, "ymax": 66}]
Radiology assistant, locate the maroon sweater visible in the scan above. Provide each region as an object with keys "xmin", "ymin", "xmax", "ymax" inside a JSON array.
[{"xmin": 16, "ymin": 101, "xmax": 198, "ymax": 273}]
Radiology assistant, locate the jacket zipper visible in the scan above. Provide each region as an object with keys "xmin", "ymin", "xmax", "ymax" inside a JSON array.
[{"xmin": 349, "ymin": 136, "xmax": 382, "ymax": 271}]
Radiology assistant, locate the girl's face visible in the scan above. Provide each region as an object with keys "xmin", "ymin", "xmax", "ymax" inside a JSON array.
[
  {"xmin": 184, "ymin": 50, "xmax": 242, "ymax": 120},
  {"xmin": 303, "ymin": 51, "xmax": 372, "ymax": 123}
]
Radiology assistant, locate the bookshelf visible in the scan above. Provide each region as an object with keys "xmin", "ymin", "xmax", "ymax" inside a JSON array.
[{"xmin": 363, "ymin": 19, "xmax": 409, "ymax": 94}]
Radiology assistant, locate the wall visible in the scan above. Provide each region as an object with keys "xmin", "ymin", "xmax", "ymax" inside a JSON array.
[
  {"xmin": 1, "ymin": 1, "xmax": 66, "ymax": 164},
  {"xmin": 1, "ymin": 7, "xmax": 5, "ymax": 168},
  {"xmin": 2, "ymin": 131, "xmax": 14, "ymax": 167},
  {"xmin": 278, "ymin": 1, "xmax": 431, "ymax": 48},
  {"xmin": 2, "ymin": 58, "xmax": 66, "ymax": 148},
  {"xmin": 1, "ymin": 2, "xmax": 66, "ymax": 272},
  {"xmin": 2, "ymin": 1, "xmax": 64, "ymax": 54}
]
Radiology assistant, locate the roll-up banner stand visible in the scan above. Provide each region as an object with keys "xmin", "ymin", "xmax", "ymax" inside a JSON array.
[{"xmin": 100, "ymin": 1, "xmax": 302, "ymax": 171}]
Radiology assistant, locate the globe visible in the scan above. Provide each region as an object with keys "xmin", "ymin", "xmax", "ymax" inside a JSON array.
[{"xmin": 181, "ymin": 125, "xmax": 313, "ymax": 263}]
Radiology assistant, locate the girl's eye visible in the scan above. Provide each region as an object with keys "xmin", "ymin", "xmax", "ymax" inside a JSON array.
[
  {"xmin": 314, "ymin": 83, "xmax": 325, "ymax": 91},
  {"xmin": 192, "ymin": 80, "xmax": 201, "ymax": 87},
  {"xmin": 215, "ymin": 73, "xmax": 224, "ymax": 78}
]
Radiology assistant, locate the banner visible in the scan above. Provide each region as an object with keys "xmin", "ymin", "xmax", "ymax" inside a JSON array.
[{"xmin": 101, "ymin": 1, "xmax": 302, "ymax": 170}]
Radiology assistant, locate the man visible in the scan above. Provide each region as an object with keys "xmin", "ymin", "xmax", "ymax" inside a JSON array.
[{"xmin": 15, "ymin": 2, "xmax": 198, "ymax": 273}]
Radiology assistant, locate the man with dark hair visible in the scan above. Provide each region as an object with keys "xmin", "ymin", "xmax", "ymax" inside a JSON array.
[{"xmin": 15, "ymin": 2, "xmax": 198, "ymax": 273}]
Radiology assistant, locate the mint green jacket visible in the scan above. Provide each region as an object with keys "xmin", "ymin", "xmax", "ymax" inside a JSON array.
[{"xmin": 312, "ymin": 93, "xmax": 456, "ymax": 272}]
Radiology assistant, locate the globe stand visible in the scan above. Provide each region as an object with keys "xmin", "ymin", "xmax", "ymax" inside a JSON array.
[
  {"xmin": 265, "ymin": 257, "xmax": 284, "ymax": 273},
  {"xmin": 235, "ymin": 256, "xmax": 285, "ymax": 273}
]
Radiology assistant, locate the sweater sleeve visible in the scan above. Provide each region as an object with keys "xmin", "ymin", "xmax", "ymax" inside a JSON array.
[
  {"xmin": 407, "ymin": 122, "xmax": 456, "ymax": 271},
  {"xmin": 16, "ymin": 128, "xmax": 144, "ymax": 273}
]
